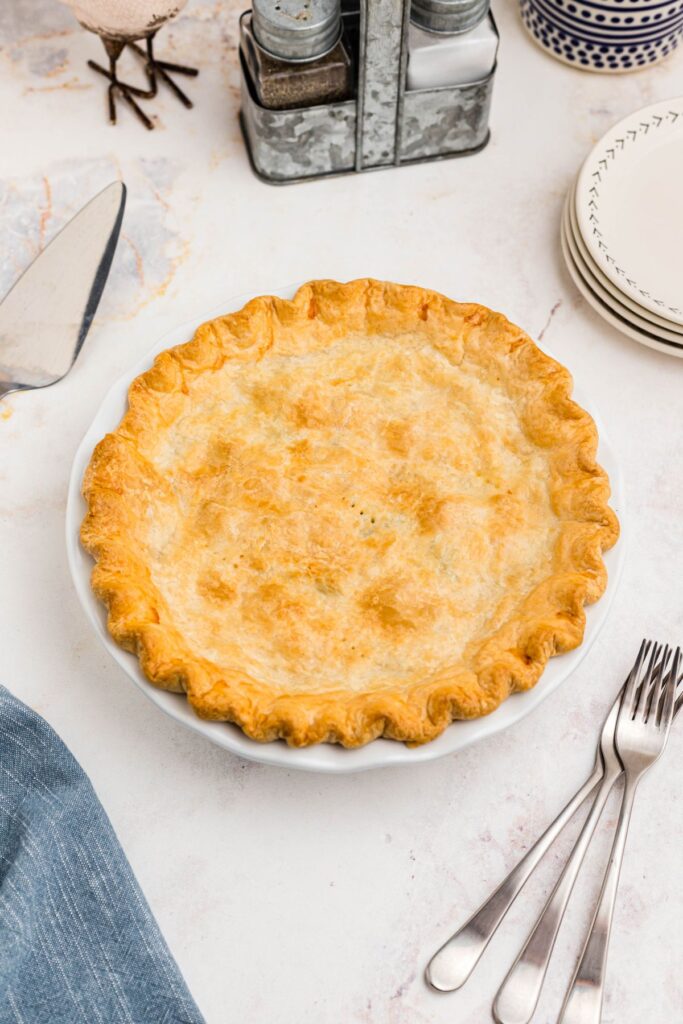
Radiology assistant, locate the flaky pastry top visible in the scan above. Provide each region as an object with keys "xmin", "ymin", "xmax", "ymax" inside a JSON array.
[{"xmin": 81, "ymin": 279, "xmax": 619, "ymax": 746}]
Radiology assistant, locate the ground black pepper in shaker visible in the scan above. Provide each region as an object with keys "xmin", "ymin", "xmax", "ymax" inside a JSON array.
[{"xmin": 240, "ymin": 0, "xmax": 353, "ymax": 110}]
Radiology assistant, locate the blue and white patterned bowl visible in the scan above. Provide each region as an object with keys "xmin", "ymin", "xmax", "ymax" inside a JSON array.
[{"xmin": 521, "ymin": 0, "xmax": 683, "ymax": 70}]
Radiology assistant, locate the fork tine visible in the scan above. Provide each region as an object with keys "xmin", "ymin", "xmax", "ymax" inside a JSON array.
[
  {"xmin": 657, "ymin": 650, "xmax": 683, "ymax": 717},
  {"xmin": 674, "ymin": 663, "xmax": 683, "ymax": 716},
  {"xmin": 634, "ymin": 641, "xmax": 661, "ymax": 721},
  {"xmin": 659, "ymin": 647, "xmax": 680, "ymax": 730},
  {"xmin": 622, "ymin": 639, "xmax": 651, "ymax": 719},
  {"xmin": 644, "ymin": 644, "xmax": 670, "ymax": 722}
]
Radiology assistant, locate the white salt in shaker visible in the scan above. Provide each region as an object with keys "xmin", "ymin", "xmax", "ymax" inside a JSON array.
[{"xmin": 407, "ymin": 0, "xmax": 498, "ymax": 90}]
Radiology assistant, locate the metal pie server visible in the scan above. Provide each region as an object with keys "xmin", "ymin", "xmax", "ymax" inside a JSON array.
[{"xmin": 0, "ymin": 181, "xmax": 126, "ymax": 402}]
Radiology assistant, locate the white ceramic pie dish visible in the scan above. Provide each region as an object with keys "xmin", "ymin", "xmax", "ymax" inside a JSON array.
[{"xmin": 66, "ymin": 290, "xmax": 626, "ymax": 773}]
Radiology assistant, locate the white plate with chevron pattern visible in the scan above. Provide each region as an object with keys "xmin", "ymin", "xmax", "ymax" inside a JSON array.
[
  {"xmin": 567, "ymin": 180, "xmax": 683, "ymax": 336},
  {"xmin": 561, "ymin": 198, "xmax": 683, "ymax": 359},
  {"xmin": 576, "ymin": 98, "xmax": 683, "ymax": 327}
]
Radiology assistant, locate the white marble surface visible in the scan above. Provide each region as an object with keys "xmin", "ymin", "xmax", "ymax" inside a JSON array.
[{"xmin": 2, "ymin": 2, "xmax": 683, "ymax": 1021}]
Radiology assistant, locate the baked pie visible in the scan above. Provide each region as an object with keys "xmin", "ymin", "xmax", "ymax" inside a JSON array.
[{"xmin": 81, "ymin": 280, "xmax": 619, "ymax": 747}]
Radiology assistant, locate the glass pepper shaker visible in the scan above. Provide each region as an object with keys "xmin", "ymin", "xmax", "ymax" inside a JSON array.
[
  {"xmin": 240, "ymin": 0, "xmax": 353, "ymax": 111},
  {"xmin": 407, "ymin": 0, "xmax": 498, "ymax": 91}
]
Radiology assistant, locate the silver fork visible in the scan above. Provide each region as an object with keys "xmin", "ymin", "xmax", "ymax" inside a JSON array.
[
  {"xmin": 492, "ymin": 641, "xmax": 651, "ymax": 1024},
  {"xmin": 425, "ymin": 648, "xmax": 682, "ymax": 995},
  {"xmin": 558, "ymin": 642, "xmax": 680, "ymax": 1024}
]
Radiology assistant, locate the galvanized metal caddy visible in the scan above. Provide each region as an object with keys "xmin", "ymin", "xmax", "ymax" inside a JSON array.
[{"xmin": 239, "ymin": 0, "xmax": 497, "ymax": 183}]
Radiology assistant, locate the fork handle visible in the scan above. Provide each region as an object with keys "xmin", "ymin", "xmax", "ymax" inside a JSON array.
[
  {"xmin": 559, "ymin": 777, "xmax": 638, "ymax": 1024},
  {"xmin": 493, "ymin": 764, "xmax": 621, "ymax": 1024},
  {"xmin": 425, "ymin": 765, "xmax": 602, "ymax": 992}
]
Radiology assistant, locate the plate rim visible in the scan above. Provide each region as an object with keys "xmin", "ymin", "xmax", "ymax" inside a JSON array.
[
  {"xmin": 575, "ymin": 96, "xmax": 683, "ymax": 326},
  {"xmin": 66, "ymin": 289, "xmax": 627, "ymax": 773}
]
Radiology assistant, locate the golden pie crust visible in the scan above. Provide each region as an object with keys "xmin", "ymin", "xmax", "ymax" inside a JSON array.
[{"xmin": 81, "ymin": 279, "xmax": 619, "ymax": 747}]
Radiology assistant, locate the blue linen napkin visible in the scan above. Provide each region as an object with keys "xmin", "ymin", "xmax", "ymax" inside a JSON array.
[{"xmin": 0, "ymin": 685, "xmax": 205, "ymax": 1024}]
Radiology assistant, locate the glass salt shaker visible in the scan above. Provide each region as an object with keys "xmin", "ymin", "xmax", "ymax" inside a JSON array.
[
  {"xmin": 240, "ymin": 0, "xmax": 353, "ymax": 110},
  {"xmin": 407, "ymin": 0, "xmax": 498, "ymax": 91}
]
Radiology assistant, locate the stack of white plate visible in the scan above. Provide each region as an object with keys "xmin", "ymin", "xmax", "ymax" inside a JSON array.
[{"xmin": 561, "ymin": 97, "xmax": 683, "ymax": 358}]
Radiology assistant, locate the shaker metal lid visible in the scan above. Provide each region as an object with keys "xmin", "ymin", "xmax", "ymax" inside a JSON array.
[
  {"xmin": 410, "ymin": 0, "xmax": 489, "ymax": 33},
  {"xmin": 252, "ymin": 0, "xmax": 342, "ymax": 62}
]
